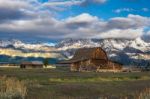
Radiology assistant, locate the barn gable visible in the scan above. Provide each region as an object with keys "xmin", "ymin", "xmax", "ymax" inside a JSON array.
[
  {"xmin": 60, "ymin": 47, "xmax": 108, "ymax": 63},
  {"xmin": 73, "ymin": 47, "xmax": 108, "ymax": 60},
  {"xmin": 58, "ymin": 47, "xmax": 122, "ymax": 72}
]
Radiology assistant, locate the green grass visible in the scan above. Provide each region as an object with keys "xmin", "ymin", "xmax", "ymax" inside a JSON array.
[{"xmin": 0, "ymin": 67, "xmax": 150, "ymax": 99}]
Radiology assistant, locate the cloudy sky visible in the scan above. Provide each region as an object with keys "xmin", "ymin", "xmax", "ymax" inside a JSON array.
[{"xmin": 0, "ymin": 0, "xmax": 150, "ymax": 42}]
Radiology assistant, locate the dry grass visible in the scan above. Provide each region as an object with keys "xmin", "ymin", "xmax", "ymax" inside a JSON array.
[
  {"xmin": 0, "ymin": 76, "xmax": 27, "ymax": 99},
  {"xmin": 1, "ymin": 68, "xmax": 150, "ymax": 99},
  {"xmin": 136, "ymin": 88, "xmax": 150, "ymax": 99}
]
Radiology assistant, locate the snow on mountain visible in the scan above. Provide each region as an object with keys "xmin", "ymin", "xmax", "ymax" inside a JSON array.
[
  {"xmin": 56, "ymin": 38, "xmax": 131, "ymax": 57},
  {"xmin": 128, "ymin": 37, "xmax": 150, "ymax": 52},
  {"xmin": 0, "ymin": 39, "xmax": 56, "ymax": 52},
  {"xmin": 57, "ymin": 38, "xmax": 150, "ymax": 53},
  {"xmin": 98, "ymin": 39, "xmax": 130, "ymax": 52},
  {"xmin": 0, "ymin": 39, "xmax": 64, "ymax": 61},
  {"xmin": 56, "ymin": 39, "xmax": 99, "ymax": 50},
  {"xmin": 0, "ymin": 38, "xmax": 150, "ymax": 66},
  {"xmin": 56, "ymin": 38, "xmax": 150, "ymax": 66}
]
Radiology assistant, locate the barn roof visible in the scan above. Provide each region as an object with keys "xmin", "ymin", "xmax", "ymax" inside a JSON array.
[
  {"xmin": 59, "ymin": 47, "xmax": 108, "ymax": 63},
  {"xmin": 32, "ymin": 61, "xmax": 43, "ymax": 65},
  {"xmin": 21, "ymin": 62, "xmax": 32, "ymax": 65},
  {"xmin": 21, "ymin": 61, "xmax": 43, "ymax": 65}
]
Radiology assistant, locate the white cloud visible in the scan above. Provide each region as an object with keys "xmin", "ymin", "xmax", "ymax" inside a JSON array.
[
  {"xmin": 0, "ymin": 0, "xmax": 31, "ymax": 9},
  {"xmin": 93, "ymin": 0, "xmax": 107, "ymax": 3},
  {"xmin": 114, "ymin": 8, "xmax": 149, "ymax": 13},
  {"xmin": 107, "ymin": 14, "xmax": 150, "ymax": 29},
  {"xmin": 66, "ymin": 13, "xmax": 99, "ymax": 23},
  {"xmin": 43, "ymin": 0, "xmax": 107, "ymax": 10},
  {"xmin": 97, "ymin": 28, "xmax": 144, "ymax": 39},
  {"xmin": 0, "ymin": 13, "xmax": 149, "ymax": 39},
  {"xmin": 113, "ymin": 8, "xmax": 134, "ymax": 13},
  {"xmin": 43, "ymin": 0, "xmax": 83, "ymax": 7},
  {"xmin": 0, "ymin": 0, "xmax": 55, "ymax": 22},
  {"xmin": 147, "ymin": 32, "xmax": 150, "ymax": 35},
  {"xmin": 0, "ymin": 0, "xmax": 149, "ymax": 40}
]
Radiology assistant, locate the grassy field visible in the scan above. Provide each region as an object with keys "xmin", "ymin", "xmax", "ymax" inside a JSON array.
[{"xmin": 0, "ymin": 67, "xmax": 150, "ymax": 99}]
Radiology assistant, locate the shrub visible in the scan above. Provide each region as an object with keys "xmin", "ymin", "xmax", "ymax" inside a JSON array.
[{"xmin": 0, "ymin": 76, "xmax": 27, "ymax": 99}]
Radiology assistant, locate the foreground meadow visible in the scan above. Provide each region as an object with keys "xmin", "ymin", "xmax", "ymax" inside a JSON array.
[{"xmin": 0, "ymin": 67, "xmax": 150, "ymax": 99}]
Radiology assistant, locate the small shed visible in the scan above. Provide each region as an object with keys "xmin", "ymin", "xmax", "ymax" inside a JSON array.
[
  {"xmin": 122, "ymin": 66, "xmax": 142, "ymax": 72},
  {"xmin": 20, "ymin": 61, "xmax": 43, "ymax": 69},
  {"xmin": 59, "ymin": 47, "xmax": 122, "ymax": 72}
]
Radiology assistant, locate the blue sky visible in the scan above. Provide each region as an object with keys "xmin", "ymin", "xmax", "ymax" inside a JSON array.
[
  {"xmin": 0, "ymin": 0, "xmax": 150, "ymax": 42},
  {"xmin": 57, "ymin": 0, "xmax": 150, "ymax": 19}
]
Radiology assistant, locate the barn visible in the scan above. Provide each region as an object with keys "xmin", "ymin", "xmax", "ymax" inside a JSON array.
[
  {"xmin": 20, "ymin": 61, "xmax": 43, "ymax": 69},
  {"xmin": 59, "ymin": 47, "xmax": 122, "ymax": 72}
]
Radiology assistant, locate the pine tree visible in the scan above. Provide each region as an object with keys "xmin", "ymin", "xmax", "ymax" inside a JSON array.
[{"xmin": 43, "ymin": 58, "xmax": 49, "ymax": 67}]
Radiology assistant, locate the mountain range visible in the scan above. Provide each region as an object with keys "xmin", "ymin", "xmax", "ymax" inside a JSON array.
[{"xmin": 0, "ymin": 38, "xmax": 150, "ymax": 66}]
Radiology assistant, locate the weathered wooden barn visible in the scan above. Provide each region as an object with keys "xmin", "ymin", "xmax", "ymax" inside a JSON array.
[
  {"xmin": 20, "ymin": 61, "xmax": 43, "ymax": 69},
  {"xmin": 59, "ymin": 47, "xmax": 122, "ymax": 72}
]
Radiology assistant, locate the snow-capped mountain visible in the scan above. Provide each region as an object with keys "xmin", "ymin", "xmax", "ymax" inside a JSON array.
[
  {"xmin": 0, "ymin": 39, "xmax": 64, "ymax": 63},
  {"xmin": 0, "ymin": 39, "xmax": 55, "ymax": 51},
  {"xmin": 0, "ymin": 38, "xmax": 150, "ymax": 66},
  {"xmin": 56, "ymin": 38, "xmax": 150, "ymax": 66},
  {"xmin": 128, "ymin": 38, "xmax": 150, "ymax": 52},
  {"xmin": 56, "ymin": 38, "xmax": 131, "ymax": 58}
]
